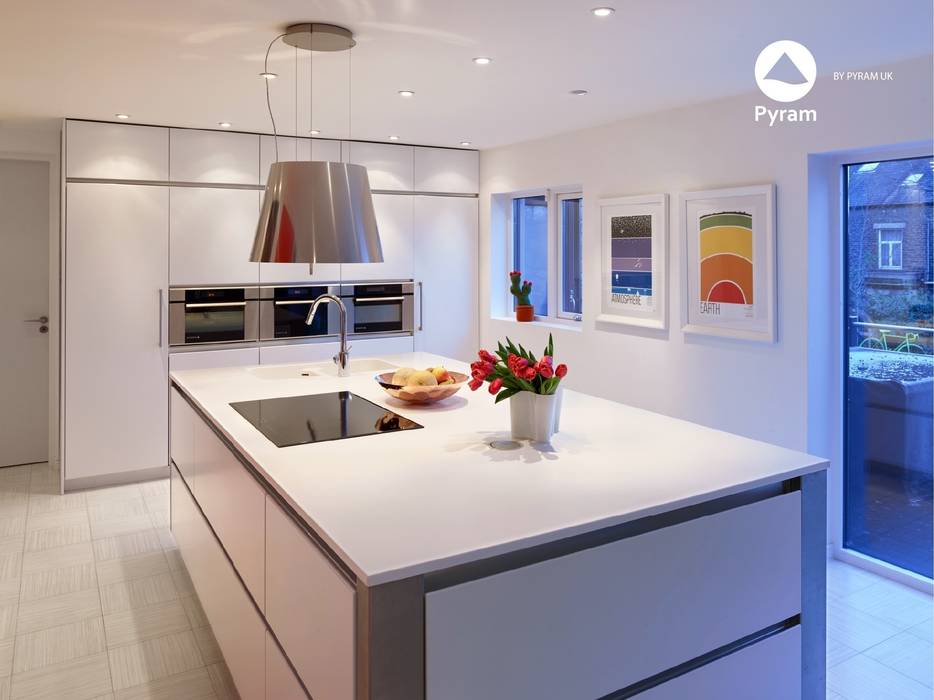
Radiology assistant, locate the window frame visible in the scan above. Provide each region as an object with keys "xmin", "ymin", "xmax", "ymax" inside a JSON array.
[
  {"xmin": 556, "ymin": 192, "xmax": 584, "ymax": 321},
  {"xmin": 505, "ymin": 187, "xmax": 583, "ymax": 324},
  {"xmin": 875, "ymin": 223, "xmax": 905, "ymax": 270}
]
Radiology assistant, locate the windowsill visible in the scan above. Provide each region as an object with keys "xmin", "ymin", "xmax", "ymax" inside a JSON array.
[{"xmin": 490, "ymin": 315, "xmax": 583, "ymax": 332}]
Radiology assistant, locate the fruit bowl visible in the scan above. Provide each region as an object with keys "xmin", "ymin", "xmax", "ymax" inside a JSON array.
[{"xmin": 375, "ymin": 371, "xmax": 469, "ymax": 404}]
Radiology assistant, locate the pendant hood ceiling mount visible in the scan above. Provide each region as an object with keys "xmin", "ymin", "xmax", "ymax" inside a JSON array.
[{"xmin": 251, "ymin": 23, "xmax": 383, "ymax": 268}]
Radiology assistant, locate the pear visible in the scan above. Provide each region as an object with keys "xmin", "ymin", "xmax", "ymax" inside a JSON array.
[
  {"xmin": 406, "ymin": 370, "xmax": 438, "ymax": 387},
  {"xmin": 390, "ymin": 367, "xmax": 418, "ymax": 386},
  {"xmin": 429, "ymin": 366, "xmax": 451, "ymax": 383}
]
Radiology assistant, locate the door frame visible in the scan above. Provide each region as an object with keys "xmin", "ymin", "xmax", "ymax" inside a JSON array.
[
  {"xmin": 809, "ymin": 140, "xmax": 933, "ymax": 593},
  {"xmin": 0, "ymin": 145, "xmax": 60, "ymax": 483}
]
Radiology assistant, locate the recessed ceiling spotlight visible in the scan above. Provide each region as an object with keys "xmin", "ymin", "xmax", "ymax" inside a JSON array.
[
  {"xmin": 388, "ymin": 135, "xmax": 400, "ymax": 141},
  {"xmin": 460, "ymin": 141, "xmax": 472, "ymax": 146},
  {"xmin": 309, "ymin": 129, "xmax": 320, "ymax": 135},
  {"xmin": 569, "ymin": 89, "xmax": 589, "ymax": 96},
  {"xmin": 472, "ymin": 57, "xmax": 492, "ymax": 65},
  {"xmin": 259, "ymin": 72, "xmax": 278, "ymax": 80},
  {"xmin": 398, "ymin": 90, "xmax": 415, "ymax": 97},
  {"xmin": 115, "ymin": 113, "xmax": 130, "ymax": 120},
  {"xmin": 218, "ymin": 122, "xmax": 232, "ymax": 128},
  {"xmin": 591, "ymin": 7, "xmax": 615, "ymax": 16}
]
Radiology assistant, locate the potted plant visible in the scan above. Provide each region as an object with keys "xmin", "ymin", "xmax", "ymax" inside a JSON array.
[
  {"xmin": 509, "ymin": 271, "xmax": 535, "ymax": 322},
  {"xmin": 469, "ymin": 334, "xmax": 568, "ymax": 442}
]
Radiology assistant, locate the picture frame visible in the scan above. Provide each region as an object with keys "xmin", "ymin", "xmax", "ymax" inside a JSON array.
[
  {"xmin": 680, "ymin": 184, "xmax": 776, "ymax": 342},
  {"xmin": 596, "ymin": 193, "xmax": 668, "ymax": 330}
]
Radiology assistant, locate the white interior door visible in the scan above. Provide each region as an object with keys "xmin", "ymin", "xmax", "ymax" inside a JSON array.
[{"xmin": 0, "ymin": 159, "xmax": 50, "ymax": 468}]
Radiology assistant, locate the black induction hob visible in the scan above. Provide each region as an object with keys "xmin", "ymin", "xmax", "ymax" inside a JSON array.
[{"xmin": 230, "ymin": 391, "xmax": 422, "ymax": 448}]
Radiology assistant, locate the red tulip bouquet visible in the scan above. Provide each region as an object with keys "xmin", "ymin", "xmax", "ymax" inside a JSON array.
[{"xmin": 468, "ymin": 334, "xmax": 568, "ymax": 403}]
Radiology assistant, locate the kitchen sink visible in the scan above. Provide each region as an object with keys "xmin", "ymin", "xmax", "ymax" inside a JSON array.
[
  {"xmin": 247, "ymin": 365, "xmax": 320, "ymax": 380},
  {"xmin": 314, "ymin": 358, "xmax": 399, "ymax": 376}
]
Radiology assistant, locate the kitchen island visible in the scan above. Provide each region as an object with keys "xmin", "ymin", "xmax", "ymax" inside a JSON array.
[{"xmin": 169, "ymin": 352, "xmax": 827, "ymax": 700}]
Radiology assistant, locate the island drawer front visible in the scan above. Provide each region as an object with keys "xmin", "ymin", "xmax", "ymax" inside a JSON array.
[
  {"xmin": 170, "ymin": 388, "xmax": 196, "ymax": 484},
  {"xmin": 425, "ymin": 492, "xmax": 802, "ymax": 700},
  {"xmin": 631, "ymin": 626, "xmax": 801, "ymax": 700},
  {"xmin": 265, "ymin": 497, "xmax": 356, "ymax": 700},
  {"xmin": 195, "ymin": 423, "xmax": 266, "ymax": 611},
  {"xmin": 171, "ymin": 467, "xmax": 266, "ymax": 700},
  {"xmin": 266, "ymin": 631, "xmax": 311, "ymax": 700}
]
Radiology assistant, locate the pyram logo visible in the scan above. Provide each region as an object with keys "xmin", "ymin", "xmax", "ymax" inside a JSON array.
[{"xmin": 755, "ymin": 40, "xmax": 817, "ymax": 102}]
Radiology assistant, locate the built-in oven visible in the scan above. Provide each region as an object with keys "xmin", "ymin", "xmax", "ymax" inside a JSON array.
[
  {"xmin": 342, "ymin": 282, "xmax": 415, "ymax": 335},
  {"xmin": 259, "ymin": 284, "xmax": 340, "ymax": 340},
  {"xmin": 169, "ymin": 287, "xmax": 260, "ymax": 346}
]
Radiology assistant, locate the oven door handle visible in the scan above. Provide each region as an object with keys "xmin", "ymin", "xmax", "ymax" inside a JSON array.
[
  {"xmin": 273, "ymin": 300, "xmax": 314, "ymax": 306},
  {"xmin": 184, "ymin": 302, "xmax": 248, "ymax": 308},
  {"xmin": 354, "ymin": 296, "xmax": 406, "ymax": 303}
]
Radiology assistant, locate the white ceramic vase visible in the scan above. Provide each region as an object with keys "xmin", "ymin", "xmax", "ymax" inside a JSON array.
[{"xmin": 509, "ymin": 389, "xmax": 562, "ymax": 442}]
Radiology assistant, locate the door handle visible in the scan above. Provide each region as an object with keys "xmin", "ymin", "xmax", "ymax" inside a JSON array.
[
  {"xmin": 418, "ymin": 281, "xmax": 423, "ymax": 331},
  {"xmin": 158, "ymin": 289, "xmax": 164, "ymax": 348},
  {"xmin": 24, "ymin": 316, "xmax": 49, "ymax": 324}
]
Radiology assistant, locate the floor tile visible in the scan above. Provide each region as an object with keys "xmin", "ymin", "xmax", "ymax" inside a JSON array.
[
  {"xmin": 107, "ymin": 630, "xmax": 204, "ymax": 690},
  {"xmin": 88, "ymin": 499, "xmax": 147, "ymax": 525},
  {"xmin": 0, "ymin": 676, "xmax": 10, "ymax": 700},
  {"xmin": 84, "ymin": 485, "xmax": 142, "ymax": 506},
  {"xmin": 96, "ymin": 552, "xmax": 168, "ymax": 587},
  {"xmin": 843, "ymin": 580, "xmax": 933, "ymax": 630},
  {"xmin": 103, "ymin": 599, "xmax": 191, "ymax": 648},
  {"xmin": 906, "ymin": 620, "xmax": 934, "ymax": 643},
  {"xmin": 22, "ymin": 542, "xmax": 94, "ymax": 575},
  {"xmin": 100, "ymin": 573, "xmax": 177, "ymax": 615},
  {"xmin": 154, "ymin": 530, "xmax": 176, "ymax": 552},
  {"xmin": 169, "ymin": 568, "xmax": 194, "ymax": 597},
  {"xmin": 191, "ymin": 626, "xmax": 222, "ymax": 666},
  {"xmin": 0, "ymin": 601, "xmax": 18, "ymax": 640},
  {"xmin": 0, "ymin": 637, "xmax": 13, "ymax": 677},
  {"xmin": 93, "ymin": 531, "xmax": 162, "ymax": 563},
  {"xmin": 0, "ymin": 517, "xmax": 25, "ymax": 539},
  {"xmin": 828, "ymin": 652, "xmax": 932, "ymax": 700},
  {"xmin": 27, "ymin": 492, "xmax": 86, "ymax": 517},
  {"xmin": 179, "ymin": 596, "xmax": 208, "ymax": 630},
  {"xmin": 0, "ymin": 536, "xmax": 25, "ymax": 556},
  {"xmin": 138, "ymin": 481, "xmax": 168, "ymax": 500},
  {"xmin": 828, "ymin": 558, "xmax": 884, "ymax": 598},
  {"xmin": 20, "ymin": 562, "xmax": 97, "ymax": 602},
  {"xmin": 16, "ymin": 587, "xmax": 102, "ymax": 635},
  {"xmin": 113, "ymin": 666, "xmax": 215, "ymax": 700},
  {"xmin": 24, "ymin": 523, "xmax": 91, "ymax": 553},
  {"xmin": 828, "ymin": 635, "xmax": 860, "ymax": 668},
  {"xmin": 13, "ymin": 618, "xmax": 106, "ymax": 674},
  {"xmin": 205, "ymin": 662, "xmax": 237, "ymax": 700},
  {"xmin": 90, "ymin": 516, "xmax": 154, "ymax": 542},
  {"xmin": 828, "ymin": 596, "xmax": 905, "ymax": 652},
  {"xmin": 25, "ymin": 509, "xmax": 88, "ymax": 534},
  {"xmin": 865, "ymin": 631, "xmax": 934, "ymax": 688},
  {"xmin": 9, "ymin": 652, "xmax": 112, "ymax": 700},
  {"xmin": 162, "ymin": 549, "xmax": 184, "ymax": 573},
  {"xmin": 0, "ymin": 553, "xmax": 23, "ymax": 582}
]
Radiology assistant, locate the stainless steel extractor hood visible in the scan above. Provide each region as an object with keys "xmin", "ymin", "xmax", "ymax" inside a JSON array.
[{"xmin": 251, "ymin": 160, "xmax": 383, "ymax": 265}]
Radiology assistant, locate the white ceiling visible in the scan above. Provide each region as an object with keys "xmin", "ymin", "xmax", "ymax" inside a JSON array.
[{"xmin": 0, "ymin": 0, "xmax": 930, "ymax": 149}]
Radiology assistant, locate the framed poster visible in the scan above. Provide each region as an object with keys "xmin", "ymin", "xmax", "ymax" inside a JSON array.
[
  {"xmin": 680, "ymin": 185, "xmax": 776, "ymax": 342},
  {"xmin": 596, "ymin": 193, "xmax": 668, "ymax": 330}
]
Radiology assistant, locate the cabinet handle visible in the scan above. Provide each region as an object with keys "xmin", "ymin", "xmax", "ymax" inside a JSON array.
[
  {"xmin": 158, "ymin": 289, "xmax": 164, "ymax": 348},
  {"xmin": 418, "ymin": 281, "xmax": 424, "ymax": 331},
  {"xmin": 355, "ymin": 296, "xmax": 405, "ymax": 303},
  {"xmin": 184, "ymin": 302, "xmax": 248, "ymax": 308}
]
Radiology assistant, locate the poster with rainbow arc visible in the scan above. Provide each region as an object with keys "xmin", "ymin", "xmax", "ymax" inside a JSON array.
[{"xmin": 698, "ymin": 211, "xmax": 754, "ymax": 305}]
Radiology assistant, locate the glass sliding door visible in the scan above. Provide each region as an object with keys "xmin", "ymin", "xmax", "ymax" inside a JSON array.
[{"xmin": 844, "ymin": 155, "xmax": 933, "ymax": 578}]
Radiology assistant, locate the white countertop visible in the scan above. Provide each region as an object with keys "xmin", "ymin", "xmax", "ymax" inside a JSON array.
[{"xmin": 170, "ymin": 352, "xmax": 827, "ymax": 585}]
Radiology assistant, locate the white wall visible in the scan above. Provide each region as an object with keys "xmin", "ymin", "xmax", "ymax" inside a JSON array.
[{"xmin": 479, "ymin": 55, "xmax": 932, "ymax": 458}]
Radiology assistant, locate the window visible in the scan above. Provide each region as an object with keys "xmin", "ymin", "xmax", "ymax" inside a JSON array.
[
  {"xmin": 876, "ymin": 224, "xmax": 904, "ymax": 270},
  {"xmin": 508, "ymin": 189, "xmax": 583, "ymax": 321}
]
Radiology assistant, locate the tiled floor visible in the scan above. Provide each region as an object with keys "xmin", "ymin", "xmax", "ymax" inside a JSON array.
[
  {"xmin": 0, "ymin": 462, "xmax": 238, "ymax": 700},
  {"xmin": 0, "ymin": 462, "xmax": 929, "ymax": 699}
]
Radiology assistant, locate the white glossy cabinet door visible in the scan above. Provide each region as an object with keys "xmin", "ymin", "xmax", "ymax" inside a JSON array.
[
  {"xmin": 266, "ymin": 632, "xmax": 310, "ymax": 700},
  {"xmin": 312, "ymin": 138, "xmax": 342, "ymax": 162},
  {"xmin": 169, "ymin": 129, "xmax": 259, "ymax": 184},
  {"xmin": 65, "ymin": 120, "xmax": 169, "ymax": 181},
  {"xmin": 259, "ymin": 341, "xmax": 340, "ymax": 365},
  {"xmin": 169, "ymin": 388, "xmax": 195, "ymax": 485},
  {"xmin": 341, "ymin": 193, "xmax": 413, "ymax": 281},
  {"xmin": 171, "ymin": 468, "xmax": 266, "ymax": 700},
  {"xmin": 169, "ymin": 347, "xmax": 260, "ymax": 371},
  {"xmin": 259, "ymin": 261, "xmax": 341, "ymax": 285},
  {"xmin": 346, "ymin": 142, "xmax": 414, "ymax": 191},
  {"xmin": 266, "ymin": 498, "xmax": 355, "ymax": 700},
  {"xmin": 413, "ymin": 147, "xmax": 479, "ymax": 194},
  {"xmin": 65, "ymin": 183, "xmax": 168, "ymax": 482},
  {"xmin": 259, "ymin": 136, "xmax": 343, "ymax": 179},
  {"xmin": 413, "ymin": 196, "xmax": 478, "ymax": 361},
  {"xmin": 352, "ymin": 335, "xmax": 414, "ymax": 357},
  {"xmin": 169, "ymin": 187, "xmax": 260, "ymax": 286}
]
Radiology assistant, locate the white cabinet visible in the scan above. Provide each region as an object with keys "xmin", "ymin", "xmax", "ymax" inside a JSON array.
[
  {"xmin": 266, "ymin": 498, "xmax": 355, "ymax": 700},
  {"xmin": 259, "ymin": 341, "xmax": 339, "ymax": 365},
  {"xmin": 169, "ymin": 187, "xmax": 260, "ymax": 286},
  {"xmin": 65, "ymin": 183, "xmax": 168, "ymax": 483},
  {"xmin": 65, "ymin": 121, "xmax": 168, "ymax": 181},
  {"xmin": 196, "ymin": 425, "xmax": 266, "ymax": 609},
  {"xmin": 259, "ymin": 261, "xmax": 341, "ymax": 286},
  {"xmin": 266, "ymin": 633, "xmax": 309, "ymax": 700},
  {"xmin": 341, "ymin": 194, "xmax": 414, "ymax": 281},
  {"xmin": 169, "ymin": 347, "xmax": 260, "ymax": 371},
  {"xmin": 632, "ymin": 627, "xmax": 801, "ymax": 700},
  {"xmin": 413, "ymin": 147, "xmax": 479, "ymax": 194},
  {"xmin": 352, "ymin": 335, "xmax": 414, "ymax": 357},
  {"xmin": 346, "ymin": 141, "xmax": 414, "ymax": 191},
  {"xmin": 171, "ymin": 467, "xmax": 266, "ymax": 700},
  {"xmin": 170, "ymin": 388, "xmax": 196, "ymax": 485},
  {"xmin": 169, "ymin": 129, "xmax": 259, "ymax": 184},
  {"xmin": 259, "ymin": 136, "xmax": 342, "ymax": 180},
  {"xmin": 413, "ymin": 196, "xmax": 478, "ymax": 361}
]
